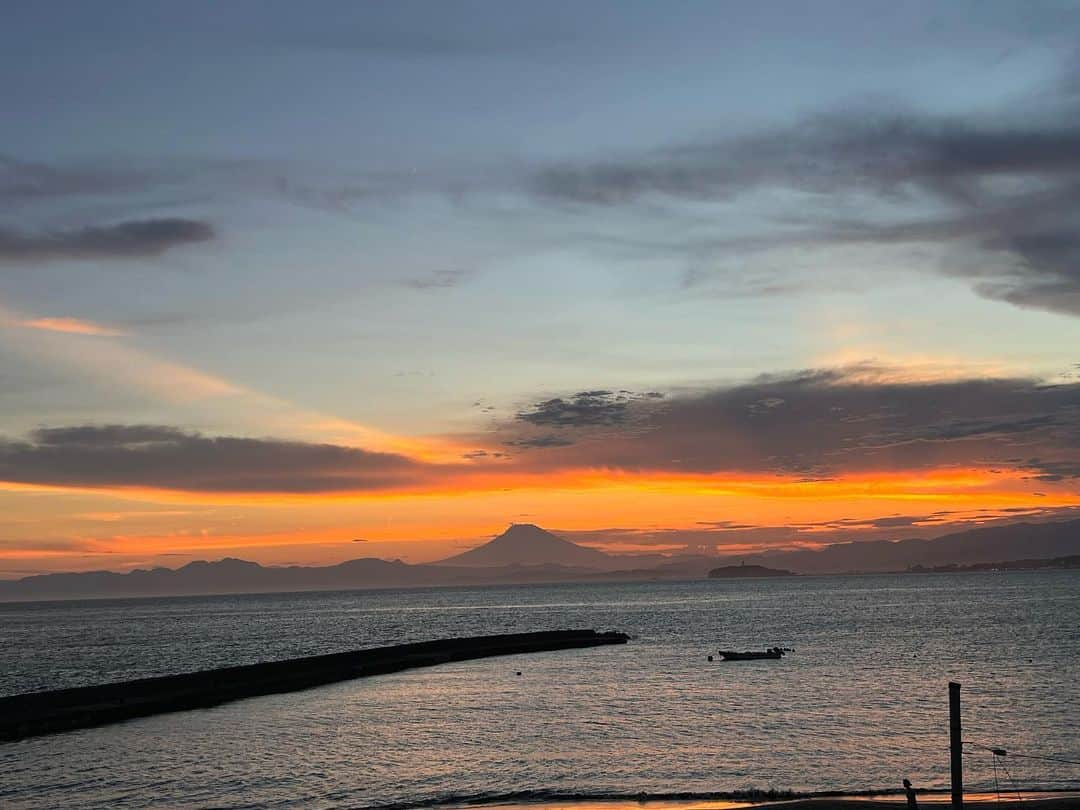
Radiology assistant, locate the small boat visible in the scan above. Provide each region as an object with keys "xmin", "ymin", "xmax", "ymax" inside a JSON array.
[{"xmin": 718, "ymin": 647, "xmax": 789, "ymax": 661}]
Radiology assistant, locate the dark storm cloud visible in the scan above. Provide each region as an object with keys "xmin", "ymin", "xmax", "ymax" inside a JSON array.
[
  {"xmin": 0, "ymin": 219, "xmax": 215, "ymax": 263},
  {"xmin": 0, "ymin": 425, "xmax": 427, "ymax": 493},
  {"xmin": 532, "ymin": 100, "xmax": 1080, "ymax": 315},
  {"xmin": 499, "ymin": 369, "xmax": 1080, "ymax": 478}
]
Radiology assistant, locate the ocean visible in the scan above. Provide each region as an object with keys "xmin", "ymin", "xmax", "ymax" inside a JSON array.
[{"xmin": 1, "ymin": 572, "xmax": 1077, "ymax": 809}]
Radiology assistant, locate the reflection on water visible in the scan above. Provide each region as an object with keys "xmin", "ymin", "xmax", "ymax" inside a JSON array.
[{"xmin": 1, "ymin": 572, "xmax": 1077, "ymax": 809}]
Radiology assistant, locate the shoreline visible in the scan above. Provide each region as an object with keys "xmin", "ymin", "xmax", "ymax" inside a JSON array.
[
  {"xmin": 360, "ymin": 790, "xmax": 1080, "ymax": 810},
  {"xmin": 436, "ymin": 793, "xmax": 1080, "ymax": 810}
]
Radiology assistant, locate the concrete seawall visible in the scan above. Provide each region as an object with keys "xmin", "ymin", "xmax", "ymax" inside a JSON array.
[{"xmin": 0, "ymin": 629, "xmax": 629, "ymax": 742}]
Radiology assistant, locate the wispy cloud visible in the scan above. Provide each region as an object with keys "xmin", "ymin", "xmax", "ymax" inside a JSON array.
[
  {"xmin": 0, "ymin": 218, "xmax": 214, "ymax": 264},
  {"xmin": 0, "ymin": 297, "xmax": 459, "ymax": 464},
  {"xmin": 20, "ymin": 317, "xmax": 128, "ymax": 337},
  {"xmin": 528, "ymin": 63, "xmax": 1080, "ymax": 316},
  {"xmin": 533, "ymin": 113, "xmax": 1080, "ymax": 206},
  {"xmin": 0, "ymin": 155, "xmax": 156, "ymax": 204},
  {"xmin": 558, "ymin": 505, "xmax": 1080, "ymax": 554},
  {"xmin": 399, "ymin": 269, "xmax": 467, "ymax": 289}
]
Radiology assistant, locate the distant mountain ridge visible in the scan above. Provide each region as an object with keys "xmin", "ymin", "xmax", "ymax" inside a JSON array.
[
  {"xmin": 1, "ymin": 517, "xmax": 1077, "ymax": 601},
  {"xmin": 436, "ymin": 523, "xmax": 613, "ymax": 568},
  {"xmin": 741, "ymin": 519, "xmax": 1080, "ymax": 574}
]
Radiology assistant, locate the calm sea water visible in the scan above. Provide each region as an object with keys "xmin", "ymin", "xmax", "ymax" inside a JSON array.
[{"xmin": 1, "ymin": 572, "xmax": 1078, "ymax": 809}]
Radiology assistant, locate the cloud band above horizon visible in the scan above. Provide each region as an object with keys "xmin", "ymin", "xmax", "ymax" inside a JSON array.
[{"xmin": 1, "ymin": 366, "xmax": 1077, "ymax": 497}]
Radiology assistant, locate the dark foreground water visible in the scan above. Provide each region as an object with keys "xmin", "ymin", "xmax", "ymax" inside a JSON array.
[{"xmin": 1, "ymin": 572, "xmax": 1078, "ymax": 809}]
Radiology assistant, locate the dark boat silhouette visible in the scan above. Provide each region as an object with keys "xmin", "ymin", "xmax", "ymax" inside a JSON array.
[{"xmin": 718, "ymin": 647, "xmax": 791, "ymax": 661}]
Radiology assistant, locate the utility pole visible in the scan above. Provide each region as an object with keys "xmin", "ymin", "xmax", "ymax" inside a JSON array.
[{"xmin": 949, "ymin": 682, "xmax": 963, "ymax": 810}]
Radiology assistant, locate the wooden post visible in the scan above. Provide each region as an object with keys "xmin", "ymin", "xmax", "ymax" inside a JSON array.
[{"xmin": 949, "ymin": 682, "xmax": 963, "ymax": 810}]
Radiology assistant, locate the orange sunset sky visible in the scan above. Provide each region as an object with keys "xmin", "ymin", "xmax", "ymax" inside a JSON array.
[{"xmin": 3, "ymin": 351, "xmax": 1079, "ymax": 577}]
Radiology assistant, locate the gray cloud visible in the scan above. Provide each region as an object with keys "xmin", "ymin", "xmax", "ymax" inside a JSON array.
[
  {"xmin": 860, "ymin": 413, "xmax": 1063, "ymax": 446},
  {"xmin": 531, "ymin": 91, "xmax": 1080, "ymax": 315},
  {"xmin": 0, "ymin": 425, "xmax": 426, "ymax": 493},
  {"xmin": 0, "ymin": 153, "xmax": 417, "ymax": 223},
  {"xmin": 6, "ymin": 372, "xmax": 1078, "ymax": 498},
  {"xmin": 534, "ymin": 113, "xmax": 1080, "ymax": 205},
  {"xmin": 0, "ymin": 219, "xmax": 215, "ymax": 263},
  {"xmin": 533, "ymin": 115, "xmax": 1080, "ymax": 204},
  {"xmin": 503, "ymin": 434, "xmax": 576, "ymax": 449},
  {"xmin": 499, "ymin": 369, "xmax": 1080, "ymax": 478},
  {"xmin": 1021, "ymin": 458, "xmax": 1080, "ymax": 482},
  {"xmin": 462, "ymin": 448, "xmax": 508, "ymax": 460},
  {"xmin": 516, "ymin": 390, "xmax": 664, "ymax": 429}
]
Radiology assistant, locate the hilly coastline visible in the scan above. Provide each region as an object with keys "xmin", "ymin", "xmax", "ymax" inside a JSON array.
[
  {"xmin": 1, "ymin": 519, "xmax": 1078, "ymax": 602},
  {"xmin": 739, "ymin": 518, "xmax": 1080, "ymax": 574}
]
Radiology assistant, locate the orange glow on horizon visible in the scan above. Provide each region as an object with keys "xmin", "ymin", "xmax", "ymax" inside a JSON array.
[
  {"xmin": 2, "ymin": 456, "xmax": 1075, "ymax": 575},
  {"xmin": 0, "ymin": 463, "xmax": 1066, "ymax": 506}
]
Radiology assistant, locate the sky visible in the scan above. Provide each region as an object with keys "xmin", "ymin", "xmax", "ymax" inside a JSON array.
[{"xmin": 2, "ymin": 0, "xmax": 1080, "ymax": 576}]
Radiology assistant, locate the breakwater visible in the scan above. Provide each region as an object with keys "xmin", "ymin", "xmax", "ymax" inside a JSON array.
[{"xmin": 0, "ymin": 629, "xmax": 628, "ymax": 742}]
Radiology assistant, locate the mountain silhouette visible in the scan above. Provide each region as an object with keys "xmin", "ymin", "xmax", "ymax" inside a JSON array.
[
  {"xmin": 436, "ymin": 523, "xmax": 613, "ymax": 568},
  {"xmin": 742, "ymin": 518, "xmax": 1080, "ymax": 573},
  {"xmin": 1, "ymin": 518, "xmax": 1077, "ymax": 601}
]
